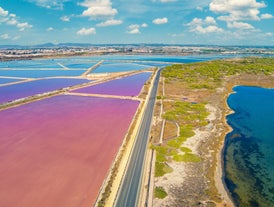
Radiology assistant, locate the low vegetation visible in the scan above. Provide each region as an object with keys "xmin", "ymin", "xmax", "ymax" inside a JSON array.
[
  {"xmin": 152, "ymin": 57, "xmax": 274, "ymax": 204},
  {"xmin": 162, "ymin": 57, "xmax": 274, "ymax": 90},
  {"xmin": 154, "ymin": 186, "xmax": 168, "ymax": 199},
  {"xmin": 152, "ymin": 100, "xmax": 209, "ymax": 178}
]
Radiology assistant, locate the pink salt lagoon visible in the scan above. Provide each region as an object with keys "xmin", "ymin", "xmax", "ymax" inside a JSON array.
[
  {"xmin": 73, "ymin": 72, "xmax": 152, "ymax": 96},
  {"xmin": 0, "ymin": 78, "xmax": 90, "ymax": 105},
  {"xmin": 0, "ymin": 95, "xmax": 139, "ymax": 207}
]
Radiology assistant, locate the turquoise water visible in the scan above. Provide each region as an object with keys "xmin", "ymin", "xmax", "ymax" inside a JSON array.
[{"xmin": 224, "ymin": 86, "xmax": 274, "ymax": 207}]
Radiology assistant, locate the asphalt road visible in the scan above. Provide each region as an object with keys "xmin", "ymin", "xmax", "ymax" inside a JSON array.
[{"xmin": 114, "ymin": 67, "xmax": 163, "ymax": 207}]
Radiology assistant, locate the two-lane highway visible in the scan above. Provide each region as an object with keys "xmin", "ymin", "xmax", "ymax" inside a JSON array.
[{"xmin": 114, "ymin": 67, "xmax": 163, "ymax": 207}]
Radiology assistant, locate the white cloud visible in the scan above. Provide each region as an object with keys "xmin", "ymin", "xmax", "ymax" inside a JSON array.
[
  {"xmin": 187, "ymin": 16, "xmax": 216, "ymax": 27},
  {"xmin": 25, "ymin": 0, "xmax": 69, "ymax": 9},
  {"xmin": 196, "ymin": 6, "xmax": 204, "ymax": 11},
  {"xmin": 0, "ymin": 7, "xmax": 8, "ymax": 16},
  {"xmin": 17, "ymin": 22, "xmax": 33, "ymax": 31},
  {"xmin": 77, "ymin": 27, "xmax": 96, "ymax": 35},
  {"xmin": 127, "ymin": 24, "xmax": 140, "ymax": 34},
  {"xmin": 205, "ymin": 16, "xmax": 216, "ymax": 25},
  {"xmin": 159, "ymin": 0, "xmax": 177, "ymax": 2},
  {"xmin": 127, "ymin": 23, "xmax": 148, "ymax": 34},
  {"xmin": 261, "ymin": 13, "xmax": 274, "ymax": 19},
  {"xmin": 186, "ymin": 17, "xmax": 203, "ymax": 26},
  {"xmin": 227, "ymin": 21, "xmax": 254, "ymax": 30},
  {"xmin": 47, "ymin": 27, "xmax": 54, "ymax": 31},
  {"xmin": 60, "ymin": 16, "xmax": 70, "ymax": 22},
  {"xmin": 0, "ymin": 7, "xmax": 33, "ymax": 32},
  {"xmin": 210, "ymin": 0, "xmax": 266, "ymax": 21},
  {"xmin": 96, "ymin": 19, "xmax": 122, "ymax": 27},
  {"xmin": 6, "ymin": 19, "xmax": 18, "ymax": 25},
  {"xmin": 265, "ymin": 32, "xmax": 272, "ymax": 36},
  {"xmin": 1, "ymin": 33, "xmax": 10, "ymax": 39},
  {"xmin": 141, "ymin": 23, "xmax": 148, "ymax": 28},
  {"xmin": 0, "ymin": 17, "xmax": 9, "ymax": 23},
  {"xmin": 193, "ymin": 25, "xmax": 224, "ymax": 34},
  {"xmin": 0, "ymin": 33, "xmax": 21, "ymax": 41},
  {"xmin": 152, "ymin": 17, "xmax": 168, "ymax": 24},
  {"xmin": 80, "ymin": 0, "xmax": 118, "ymax": 19},
  {"xmin": 12, "ymin": 35, "xmax": 21, "ymax": 40},
  {"xmin": 187, "ymin": 16, "xmax": 223, "ymax": 34}
]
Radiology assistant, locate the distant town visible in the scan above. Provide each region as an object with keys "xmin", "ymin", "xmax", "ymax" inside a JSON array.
[{"xmin": 1, "ymin": 44, "xmax": 274, "ymax": 61}]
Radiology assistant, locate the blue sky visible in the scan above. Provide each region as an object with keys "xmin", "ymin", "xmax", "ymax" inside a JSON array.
[{"xmin": 0, "ymin": 0, "xmax": 273, "ymax": 45}]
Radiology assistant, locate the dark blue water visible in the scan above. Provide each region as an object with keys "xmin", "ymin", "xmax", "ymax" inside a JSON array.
[{"xmin": 224, "ymin": 86, "xmax": 274, "ymax": 207}]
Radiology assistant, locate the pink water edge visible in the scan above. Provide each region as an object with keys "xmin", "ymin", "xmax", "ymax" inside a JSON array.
[{"xmin": 0, "ymin": 95, "xmax": 139, "ymax": 207}]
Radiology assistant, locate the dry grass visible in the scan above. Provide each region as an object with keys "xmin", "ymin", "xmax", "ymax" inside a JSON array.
[{"xmin": 163, "ymin": 121, "xmax": 178, "ymax": 140}]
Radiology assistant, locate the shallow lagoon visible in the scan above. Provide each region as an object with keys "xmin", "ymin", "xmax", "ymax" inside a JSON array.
[
  {"xmin": 0, "ymin": 95, "xmax": 139, "ymax": 207},
  {"xmin": 224, "ymin": 86, "xmax": 274, "ymax": 207},
  {"xmin": 73, "ymin": 72, "xmax": 152, "ymax": 97},
  {"xmin": 92, "ymin": 62, "xmax": 151, "ymax": 73},
  {"xmin": 0, "ymin": 78, "xmax": 90, "ymax": 104},
  {"xmin": 0, "ymin": 69, "xmax": 86, "ymax": 78},
  {"xmin": 0, "ymin": 77, "xmax": 24, "ymax": 85},
  {"xmin": 0, "ymin": 58, "xmax": 96, "ymax": 69}
]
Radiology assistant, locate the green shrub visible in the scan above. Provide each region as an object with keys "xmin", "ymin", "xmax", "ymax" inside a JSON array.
[
  {"xmin": 173, "ymin": 153, "xmax": 201, "ymax": 163},
  {"xmin": 155, "ymin": 162, "xmax": 173, "ymax": 177},
  {"xmin": 156, "ymin": 151, "xmax": 167, "ymax": 162},
  {"xmin": 180, "ymin": 147, "xmax": 192, "ymax": 153},
  {"xmin": 167, "ymin": 138, "xmax": 182, "ymax": 148},
  {"xmin": 154, "ymin": 186, "xmax": 168, "ymax": 199}
]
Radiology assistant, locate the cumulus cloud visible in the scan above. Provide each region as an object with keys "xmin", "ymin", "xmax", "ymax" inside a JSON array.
[
  {"xmin": 77, "ymin": 27, "xmax": 96, "ymax": 35},
  {"xmin": 0, "ymin": 7, "xmax": 33, "ymax": 32},
  {"xmin": 1, "ymin": 33, "xmax": 10, "ymax": 39},
  {"xmin": 261, "ymin": 13, "xmax": 274, "ymax": 19},
  {"xmin": 127, "ymin": 24, "xmax": 140, "ymax": 34},
  {"xmin": 6, "ymin": 19, "xmax": 18, "ymax": 25},
  {"xmin": 12, "ymin": 35, "xmax": 21, "ymax": 40},
  {"xmin": 152, "ymin": 17, "xmax": 168, "ymax": 24},
  {"xmin": 194, "ymin": 25, "xmax": 224, "ymax": 34},
  {"xmin": 0, "ymin": 7, "xmax": 8, "ymax": 16},
  {"xmin": 187, "ymin": 16, "xmax": 223, "ymax": 34},
  {"xmin": 227, "ymin": 21, "xmax": 254, "ymax": 30},
  {"xmin": 47, "ymin": 27, "xmax": 54, "ymax": 31},
  {"xmin": 60, "ymin": 16, "xmax": 70, "ymax": 22},
  {"xmin": 159, "ymin": 0, "xmax": 177, "ymax": 2},
  {"xmin": 80, "ymin": 0, "xmax": 118, "ymax": 19},
  {"xmin": 141, "ymin": 23, "xmax": 148, "ymax": 28},
  {"xmin": 210, "ymin": 0, "xmax": 266, "ymax": 21},
  {"xmin": 187, "ymin": 16, "xmax": 216, "ymax": 27},
  {"xmin": 0, "ymin": 33, "xmax": 21, "ymax": 40},
  {"xmin": 25, "ymin": 0, "xmax": 69, "ymax": 9},
  {"xmin": 205, "ymin": 16, "xmax": 216, "ymax": 25},
  {"xmin": 127, "ymin": 23, "xmax": 148, "ymax": 34},
  {"xmin": 96, "ymin": 19, "xmax": 122, "ymax": 27},
  {"xmin": 196, "ymin": 6, "xmax": 204, "ymax": 11},
  {"xmin": 17, "ymin": 22, "xmax": 33, "ymax": 31}
]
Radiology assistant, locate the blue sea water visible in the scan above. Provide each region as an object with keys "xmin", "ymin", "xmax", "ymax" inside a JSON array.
[{"xmin": 224, "ymin": 86, "xmax": 274, "ymax": 207}]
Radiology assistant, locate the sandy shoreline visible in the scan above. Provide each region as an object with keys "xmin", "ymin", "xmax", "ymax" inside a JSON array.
[{"xmin": 214, "ymin": 86, "xmax": 235, "ymax": 207}]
